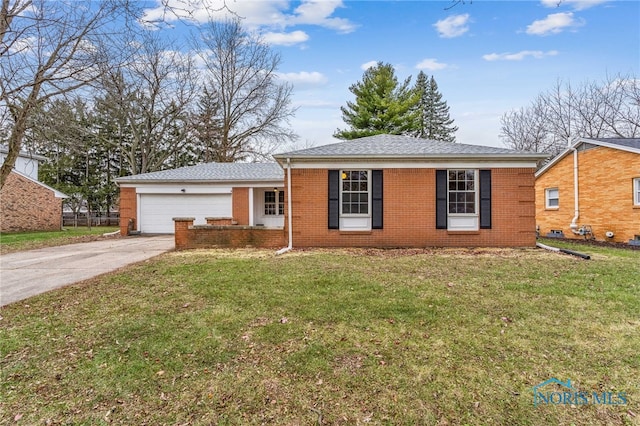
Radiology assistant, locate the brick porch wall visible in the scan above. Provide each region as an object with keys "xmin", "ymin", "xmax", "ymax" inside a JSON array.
[
  {"xmin": 0, "ymin": 172, "xmax": 62, "ymax": 232},
  {"xmin": 286, "ymin": 167, "xmax": 537, "ymax": 248},
  {"xmin": 174, "ymin": 218, "xmax": 286, "ymax": 250}
]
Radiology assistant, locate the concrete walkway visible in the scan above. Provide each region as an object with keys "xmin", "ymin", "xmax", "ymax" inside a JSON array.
[{"xmin": 0, "ymin": 235, "xmax": 174, "ymax": 306}]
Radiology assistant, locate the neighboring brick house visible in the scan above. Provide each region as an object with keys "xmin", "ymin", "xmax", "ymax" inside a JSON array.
[
  {"xmin": 535, "ymin": 138, "xmax": 640, "ymax": 245},
  {"xmin": 0, "ymin": 147, "xmax": 67, "ymax": 232},
  {"xmin": 273, "ymin": 134, "xmax": 546, "ymax": 248}
]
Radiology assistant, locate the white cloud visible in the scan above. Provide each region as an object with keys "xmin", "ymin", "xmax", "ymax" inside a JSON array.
[
  {"xmin": 360, "ymin": 61, "xmax": 378, "ymax": 71},
  {"xmin": 482, "ymin": 50, "xmax": 559, "ymax": 61},
  {"xmin": 433, "ymin": 14, "xmax": 470, "ymax": 38},
  {"xmin": 415, "ymin": 58, "xmax": 448, "ymax": 71},
  {"xmin": 541, "ymin": 0, "xmax": 608, "ymax": 11},
  {"xmin": 7, "ymin": 36, "xmax": 37, "ymax": 54},
  {"xmin": 290, "ymin": 0, "xmax": 357, "ymax": 33},
  {"xmin": 141, "ymin": 0, "xmax": 356, "ymax": 33},
  {"xmin": 278, "ymin": 71, "xmax": 328, "ymax": 88},
  {"xmin": 263, "ymin": 30, "xmax": 309, "ymax": 46},
  {"xmin": 526, "ymin": 12, "xmax": 582, "ymax": 35}
]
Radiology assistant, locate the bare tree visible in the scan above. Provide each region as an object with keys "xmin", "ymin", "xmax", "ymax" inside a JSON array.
[
  {"xmin": 195, "ymin": 18, "xmax": 297, "ymax": 162},
  {"xmin": 500, "ymin": 74, "xmax": 640, "ymax": 157},
  {"xmin": 0, "ymin": 0, "xmax": 135, "ymax": 188},
  {"xmin": 97, "ymin": 31, "xmax": 198, "ymax": 175}
]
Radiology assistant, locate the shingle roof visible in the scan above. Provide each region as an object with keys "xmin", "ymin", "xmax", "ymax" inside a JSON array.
[
  {"xmin": 274, "ymin": 134, "xmax": 546, "ymax": 160},
  {"xmin": 116, "ymin": 162, "xmax": 284, "ymax": 184},
  {"xmin": 0, "ymin": 145, "xmax": 47, "ymax": 162},
  {"xmin": 587, "ymin": 138, "xmax": 640, "ymax": 151}
]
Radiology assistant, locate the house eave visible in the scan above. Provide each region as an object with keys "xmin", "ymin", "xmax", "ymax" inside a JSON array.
[
  {"xmin": 535, "ymin": 137, "xmax": 640, "ymax": 178},
  {"xmin": 115, "ymin": 178, "xmax": 284, "ymax": 185},
  {"xmin": 274, "ymin": 153, "xmax": 548, "ymax": 164}
]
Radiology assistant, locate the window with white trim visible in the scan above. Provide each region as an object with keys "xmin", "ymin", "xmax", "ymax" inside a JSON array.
[
  {"xmin": 341, "ymin": 170, "xmax": 369, "ymax": 215},
  {"xmin": 545, "ymin": 188, "xmax": 559, "ymax": 209},
  {"xmin": 634, "ymin": 178, "xmax": 640, "ymax": 206},
  {"xmin": 448, "ymin": 170, "xmax": 477, "ymax": 214},
  {"xmin": 264, "ymin": 190, "xmax": 284, "ymax": 215}
]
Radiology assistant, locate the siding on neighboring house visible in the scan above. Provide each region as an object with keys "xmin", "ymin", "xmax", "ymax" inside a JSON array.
[
  {"xmin": 0, "ymin": 172, "xmax": 63, "ymax": 232},
  {"xmin": 286, "ymin": 167, "xmax": 537, "ymax": 248},
  {"xmin": 535, "ymin": 145, "xmax": 640, "ymax": 243}
]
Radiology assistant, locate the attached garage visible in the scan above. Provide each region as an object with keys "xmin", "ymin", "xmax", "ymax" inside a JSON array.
[
  {"xmin": 138, "ymin": 193, "xmax": 232, "ymax": 233},
  {"xmin": 116, "ymin": 162, "xmax": 284, "ymax": 236}
]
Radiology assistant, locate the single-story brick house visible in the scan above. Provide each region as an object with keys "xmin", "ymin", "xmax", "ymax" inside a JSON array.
[
  {"xmin": 116, "ymin": 163, "xmax": 285, "ymax": 235},
  {"xmin": 0, "ymin": 146, "xmax": 67, "ymax": 232},
  {"xmin": 273, "ymin": 134, "xmax": 546, "ymax": 248},
  {"xmin": 117, "ymin": 135, "xmax": 547, "ymax": 248},
  {"xmin": 535, "ymin": 137, "xmax": 640, "ymax": 245}
]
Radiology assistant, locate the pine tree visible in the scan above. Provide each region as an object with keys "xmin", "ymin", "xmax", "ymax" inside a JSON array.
[
  {"xmin": 413, "ymin": 71, "xmax": 458, "ymax": 142},
  {"xmin": 334, "ymin": 62, "xmax": 420, "ymax": 140}
]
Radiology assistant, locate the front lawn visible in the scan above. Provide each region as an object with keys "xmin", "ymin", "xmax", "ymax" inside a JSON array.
[
  {"xmin": 1, "ymin": 242, "xmax": 638, "ymax": 425},
  {"xmin": 0, "ymin": 227, "xmax": 119, "ymax": 254}
]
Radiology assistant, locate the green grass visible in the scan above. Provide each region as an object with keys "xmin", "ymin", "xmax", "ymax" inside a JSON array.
[
  {"xmin": 0, "ymin": 227, "xmax": 119, "ymax": 254},
  {"xmin": 1, "ymin": 242, "xmax": 639, "ymax": 425}
]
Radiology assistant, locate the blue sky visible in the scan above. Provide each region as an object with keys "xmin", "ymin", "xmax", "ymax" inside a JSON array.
[{"xmin": 145, "ymin": 0, "xmax": 639, "ymax": 148}]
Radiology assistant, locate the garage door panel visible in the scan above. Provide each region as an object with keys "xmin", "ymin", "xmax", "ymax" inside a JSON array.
[{"xmin": 140, "ymin": 194, "xmax": 231, "ymax": 234}]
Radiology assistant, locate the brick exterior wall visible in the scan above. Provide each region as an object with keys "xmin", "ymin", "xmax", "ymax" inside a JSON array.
[
  {"xmin": 174, "ymin": 218, "xmax": 285, "ymax": 250},
  {"xmin": 286, "ymin": 167, "xmax": 537, "ymax": 248},
  {"xmin": 536, "ymin": 146, "xmax": 640, "ymax": 243},
  {"xmin": 0, "ymin": 172, "xmax": 62, "ymax": 232},
  {"xmin": 119, "ymin": 187, "xmax": 137, "ymax": 236},
  {"xmin": 232, "ymin": 187, "xmax": 250, "ymax": 225}
]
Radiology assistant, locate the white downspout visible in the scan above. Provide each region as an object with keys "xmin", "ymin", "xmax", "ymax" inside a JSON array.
[
  {"xmin": 276, "ymin": 157, "xmax": 293, "ymax": 255},
  {"xmin": 569, "ymin": 145, "xmax": 580, "ymax": 233}
]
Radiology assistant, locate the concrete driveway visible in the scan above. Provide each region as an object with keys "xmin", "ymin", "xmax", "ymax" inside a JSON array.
[{"xmin": 0, "ymin": 235, "xmax": 174, "ymax": 306}]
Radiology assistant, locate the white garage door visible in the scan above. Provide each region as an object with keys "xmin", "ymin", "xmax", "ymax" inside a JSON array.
[{"xmin": 139, "ymin": 194, "xmax": 232, "ymax": 234}]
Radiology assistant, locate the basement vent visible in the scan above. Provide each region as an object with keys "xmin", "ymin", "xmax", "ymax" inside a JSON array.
[{"xmin": 546, "ymin": 230, "xmax": 565, "ymax": 238}]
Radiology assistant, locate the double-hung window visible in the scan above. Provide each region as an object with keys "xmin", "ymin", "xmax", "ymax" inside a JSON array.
[
  {"xmin": 545, "ymin": 188, "xmax": 559, "ymax": 209},
  {"xmin": 264, "ymin": 190, "xmax": 284, "ymax": 215},
  {"xmin": 634, "ymin": 178, "xmax": 640, "ymax": 206},
  {"xmin": 338, "ymin": 170, "xmax": 371, "ymax": 230},
  {"xmin": 446, "ymin": 169, "xmax": 479, "ymax": 230},
  {"xmin": 341, "ymin": 170, "xmax": 369, "ymax": 215}
]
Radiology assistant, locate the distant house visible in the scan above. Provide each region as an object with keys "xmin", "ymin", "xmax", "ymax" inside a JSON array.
[
  {"xmin": 535, "ymin": 138, "xmax": 640, "ymax": 245},
  {"xmin": 0, "ymin": 146, "xmax": 67, "ymax": 232}
]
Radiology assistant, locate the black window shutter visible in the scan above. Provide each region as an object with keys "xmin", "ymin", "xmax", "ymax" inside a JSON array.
[
  {"xmin": 328, "ymin": 170, "xmax": 339, "ymax": 229},
  {"xmin": 479, "ymin": 170, "xmax": 492, "ymax": 229},
  {"xmin": 436, "ymin": 170, "xmax": 447, "ymax": 229},
  {"xmin": 372, "ymin": 170, "xmax": 383, "ymax": 229}
]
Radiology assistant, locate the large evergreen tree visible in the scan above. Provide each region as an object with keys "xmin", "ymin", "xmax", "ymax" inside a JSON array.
[
  {"xmin": 334, "ymin": 62, "xmax": 420, "ymax": 140},
  {"xmin": 413, "ymin": 71, "xmax": 458, "ymax": 142}
]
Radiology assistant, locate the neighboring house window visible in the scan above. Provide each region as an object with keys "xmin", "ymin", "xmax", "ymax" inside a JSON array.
[
  {"xmin": 264, "ymin": 190, "xmax": 284, "ymax": 215},
  {"xmin": 436, "ymin": 169, "xmax": 491, "ymax": 231},
  {"xmin": 634, "ymin": 178, "xmax": 640, "ymax": 206},
  {"xmin": 341, "ymin": 170, "xmax": 369, "ymax": 214},
  {"xmin": 545, "ymin": 188, "xmax": 559, "ymax": 209}
]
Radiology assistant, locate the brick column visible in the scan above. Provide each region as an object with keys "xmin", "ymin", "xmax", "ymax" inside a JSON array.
[{"xmin": 173, "ymin": 217, "xmax": 195, "ymax": 250}]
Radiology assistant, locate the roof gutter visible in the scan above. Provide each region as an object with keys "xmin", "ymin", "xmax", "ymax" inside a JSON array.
[{"xmin": 276, "ymin": 157, "xmax": 293, "ymax": 255}]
